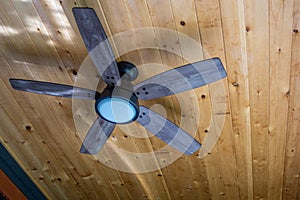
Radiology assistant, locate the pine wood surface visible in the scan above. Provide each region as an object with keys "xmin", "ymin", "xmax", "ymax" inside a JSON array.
[{"xmin": 0, "ymin": 0, "xmax": 299, "ymax": 199}]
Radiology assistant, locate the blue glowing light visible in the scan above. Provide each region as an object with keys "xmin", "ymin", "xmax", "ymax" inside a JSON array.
[{"xmin": 97, "ymin": 97, "xmax": 137, "ymax": 123}]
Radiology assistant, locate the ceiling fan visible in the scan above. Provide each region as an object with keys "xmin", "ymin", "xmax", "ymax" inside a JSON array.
[{"xmin": 9, "ymin": 7, "xmax": 227, "ymax": 155}]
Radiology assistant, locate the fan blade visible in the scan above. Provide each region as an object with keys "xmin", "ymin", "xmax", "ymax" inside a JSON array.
[
  {"xmin": 134, "ymin": 57, "xmax": 226, "ymax": 100},
  {"xmin": 9, "ymin": 79, "xmax": 99, "ymax": 100},
  {"xmin": 137, "ymin": 106, "xmax": 201, "ymax": 155},
  {"xmin": 72, "ymin": 7, "xmax": 120, "ymax": 86},
  {"xmin": 80, "ymin": 117, "xmax": 115, "ymax": 154}
]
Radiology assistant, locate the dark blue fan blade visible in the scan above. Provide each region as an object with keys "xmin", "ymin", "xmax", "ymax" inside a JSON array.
[
  {"xmin": 80, "ymin": 116, "xmax": 115, "ymax": 154},
  {"xmin": 137, "ymin": 106, "xmax": 201, "ymax": 155},
  {"xmin": 73, "ymin": 7, "xmax": 120, "ymax": 86},
  {"xmin": 134, "ymin": 57, "xmax": 226, "ymax": 100},
  {"xmin": 9, "ymin": 79, "xmax": 99, "ymax": 100}
]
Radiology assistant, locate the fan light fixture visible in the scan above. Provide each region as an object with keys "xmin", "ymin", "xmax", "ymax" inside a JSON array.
[{"xmin": 96, "ymin": 97, "xmax": 138, "ymax": 124}]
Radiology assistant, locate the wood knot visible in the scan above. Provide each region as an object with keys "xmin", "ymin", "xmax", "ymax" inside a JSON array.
[
  {"xmin": 180, "ymin": 21, "xmax": 186, "ymax": 26},
  {"xmin": 286, "ymin": 90, "xmax": 290, "ymax": 97},
  {"xmin": 291, "ymin": 148, "xmax": 295, "ymax": 152},
  {"xmin": 232, "ymin": 82, "xmax": 239, "ymax": 87},
  {"xmin": 25, "ymin": 125, "xmax": 31, "ymax": 131},
  {"xmin": 66, "ymin": 50, "xmax": 71, "ymax": 55},
  {"xmin": 186, "ymin": 187, "xmax": 191, "ymax": 191}
]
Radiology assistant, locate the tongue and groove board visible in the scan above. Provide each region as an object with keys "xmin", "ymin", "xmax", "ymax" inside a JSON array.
[
  {"xmin": 282, "ymin": 1, "xmax": 300, "ymax": 199},
  {"xmin": 0, "ymin": 0, "xmax": 300, "ymax": 199}
]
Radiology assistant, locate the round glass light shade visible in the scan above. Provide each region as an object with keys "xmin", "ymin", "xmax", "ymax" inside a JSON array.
[{"xmin": 96, "ymin": 97, "xmax": 138, "ymax": 124}]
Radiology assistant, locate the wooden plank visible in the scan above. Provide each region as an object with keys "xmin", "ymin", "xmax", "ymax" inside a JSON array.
[
  {"xmin": 169, "ymin": 1, "xmax": 220, "ymax": 198},
  {"xmin": 244, "ymin": 0, "xmax": 270, "ymax": 199},
  {"xmin": 268, "ymin": 0, "xmax": 294, "ymax": 199},
  {"xmin": 219, "ymin": 0, "xmax": 253, "ymax": 199},
  {"xmin": 169, "ymin": 1, "xmax": 211, "ymax": 198},
  {"xmin": 194, "ymin": 0, "xmax": 225, "ymax": 198},
  {"xmin": 282, "ymin": 0, "xmax": 300, "ymax": 199},
  {"xmin": 195, "ymin": 0, "xmax": 239, "ymax": 199}
]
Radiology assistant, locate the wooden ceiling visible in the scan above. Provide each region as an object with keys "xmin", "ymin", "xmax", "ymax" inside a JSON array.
[{"xmin": 0, "ymin": 0, "xmax": 299, "ymax": 199}]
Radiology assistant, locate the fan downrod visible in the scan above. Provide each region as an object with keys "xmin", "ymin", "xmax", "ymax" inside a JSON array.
[{"xmin": 117, "ymin": 61, "xmax": 138, "ymax": 82}]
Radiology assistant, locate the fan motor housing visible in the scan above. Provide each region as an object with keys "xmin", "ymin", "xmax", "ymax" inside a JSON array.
[
  {"xmin": 95, "ymin": 84, "xmax": 139, "ymax": 124},
  {"xmin": 117, "ymin": 61, "xmax": 138, "ymax": 82}
]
